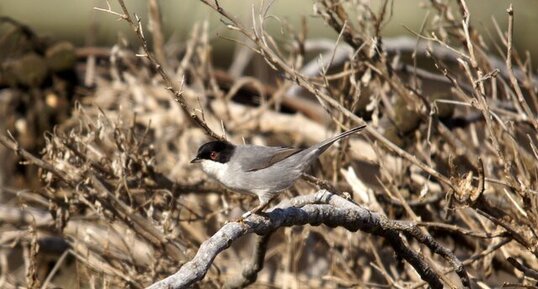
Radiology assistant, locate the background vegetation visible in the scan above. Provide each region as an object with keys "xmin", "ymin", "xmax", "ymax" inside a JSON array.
[{"xmin": 1, "ymin": 0, "xmax": 537, "ymax": 288}]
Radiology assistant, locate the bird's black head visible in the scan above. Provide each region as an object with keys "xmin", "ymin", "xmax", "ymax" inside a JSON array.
[{"xmin": 191, "ymin": 141, "xmax": 235, "ymax": 164}]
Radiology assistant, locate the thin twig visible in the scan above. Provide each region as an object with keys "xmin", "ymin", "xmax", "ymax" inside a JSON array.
[
  {"xmin": 504, "ymin": 5, "xmax": 537, "ymax": 129},
  {"xmin": 95, "ymin": 0, "xmax": 224, "ymax": 140}
]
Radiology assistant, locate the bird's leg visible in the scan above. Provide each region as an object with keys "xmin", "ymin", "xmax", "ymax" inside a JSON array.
[
  {"xmin": 236, "ymin": 194, "xmax": 276, "ymax": 222},
  {"xmin": 241, "ymin": 201, "xmax": 270, "ymax": 218}
]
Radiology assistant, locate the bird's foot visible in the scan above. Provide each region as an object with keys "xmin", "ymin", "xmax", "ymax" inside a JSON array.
[
  {"xmin": 230, "ymin": 211, "xmax": 250, "ymax": 223},
  {"xmin": 227, "ymin": 211, "xmax": 251, "ymax": 223},
  {"xmin": 231, "ymin": 198, "xmax": 274, "ymax": 223},
  {"xmin": 231, "ymin": 216, "xmax": 245, "ymax": 224},
  {"xmin": 242, "ymin": 210, "xmax": 253, "ymax": 219},
  {"xmin": 231, "ymin": 209, "xmax": 271, "ymax": 223}
]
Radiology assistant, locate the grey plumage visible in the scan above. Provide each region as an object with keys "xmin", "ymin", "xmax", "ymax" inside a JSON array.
[{"xmin": 192, "ymin": 124, "xmax": 366, "ymax": 216}]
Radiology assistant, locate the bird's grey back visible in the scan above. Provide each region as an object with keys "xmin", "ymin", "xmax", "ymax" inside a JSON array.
[
  {"xmin": 233, "ymin": 125, "xmax": 366, "ymax": 172},
  {"xmin": 232, "ymin": 145, "xmax": 305, "ymax": 172},
  {"xmin": 225, "ymin": 145, "xmax": 315, "ymax": 195},
  {"xmin": 225, "ymin": 125, "xmax": 366, "ymax": 195}
]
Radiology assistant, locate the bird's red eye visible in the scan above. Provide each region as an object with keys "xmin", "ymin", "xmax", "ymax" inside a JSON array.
[{"xmin": 210, "ymin": 151, "xmax": 218, "ymax": 160}]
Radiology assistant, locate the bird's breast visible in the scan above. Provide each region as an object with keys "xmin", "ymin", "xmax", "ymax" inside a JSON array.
[{"xmin": 200, "ymin": 160, "xmax": 249, "ymax": 191}]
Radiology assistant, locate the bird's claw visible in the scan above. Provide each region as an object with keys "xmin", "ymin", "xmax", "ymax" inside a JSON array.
[
  {"xmin": 231, "ymin": 216, "xmax": 246, "ymax": 223},
  {"xmin": 231, "ymin": 211, "xmax": 252, "ymax": 223},
  {"xmin": 230, "ymin": 207, "xmax": 272, "ymax": 223}
]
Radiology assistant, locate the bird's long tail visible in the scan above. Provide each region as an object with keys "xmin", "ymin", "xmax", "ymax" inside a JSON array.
[{"xmin": 316, "ymin": 124, "xmax": 367, "ymax": 153}]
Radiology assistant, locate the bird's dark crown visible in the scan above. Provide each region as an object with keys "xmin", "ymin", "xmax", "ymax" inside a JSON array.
[{"xmin": 192, "ymin": 141, "xmax": 235, "ymax": 163}]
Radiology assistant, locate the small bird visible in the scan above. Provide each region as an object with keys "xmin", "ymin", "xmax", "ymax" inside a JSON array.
[{"xmin": 191, "ymin": 124, "xmax": 366, "ymax": 217}]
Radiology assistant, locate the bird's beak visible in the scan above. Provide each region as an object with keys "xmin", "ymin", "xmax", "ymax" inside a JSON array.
[{"xmin": 190, "ymin": 157, "xmax": 201, "ymax": 163}]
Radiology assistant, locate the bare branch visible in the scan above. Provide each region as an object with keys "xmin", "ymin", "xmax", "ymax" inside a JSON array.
[
  {"xmin": 95, "ymin": 0, "xmax": 225, "ymax": 141},
  {"xmin": 507, "ymin": 257, "xmax": 538, "ymax": 280},
  {"xmin": 0, "ymin": 134, "xmax": 71, "ymax": 184},
  {"xmin": 224, "ymin": 232, "xmax": 273, "ymax": 289},
  {"xmin": 504, "ymin": 4, "xmax": 538, "ymax": 129},
  {"xmin": 146, "ymin": 190, "xmax": 469, "ymax": 289}
]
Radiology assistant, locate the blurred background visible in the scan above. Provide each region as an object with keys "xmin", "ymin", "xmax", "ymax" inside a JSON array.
[{"xmin": 2, "ymin": 0, "xmax": 538, "ymax": 65}]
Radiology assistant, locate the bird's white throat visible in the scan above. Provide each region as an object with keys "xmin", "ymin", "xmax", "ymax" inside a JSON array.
[{"xmin": 200, "ymin": 159, "xmax": 228, "ymax": 182}]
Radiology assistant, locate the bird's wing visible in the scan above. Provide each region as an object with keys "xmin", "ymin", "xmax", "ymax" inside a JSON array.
[{"xmin": 235, "ymin": 145, "xmax": 304, "ymax": 172}]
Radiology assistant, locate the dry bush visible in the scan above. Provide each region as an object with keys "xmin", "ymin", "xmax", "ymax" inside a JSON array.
[{"xmin": 1, "ymin": 0, "xmax": 537, "ymax": 288}]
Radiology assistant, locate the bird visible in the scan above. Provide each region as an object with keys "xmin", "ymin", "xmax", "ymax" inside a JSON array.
[{"xmin": 191, "ymin": 124, "xmax": 366, "ymax": 218}]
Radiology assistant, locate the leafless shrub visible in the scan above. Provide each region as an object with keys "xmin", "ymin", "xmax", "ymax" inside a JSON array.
[{"xmin": 1, "ymin": 0, "xmax": 537, "ymax": 288}]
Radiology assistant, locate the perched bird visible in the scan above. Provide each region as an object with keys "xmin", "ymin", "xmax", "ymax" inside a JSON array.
[{"xmin": 191, "ymin": 124, "xmax": 366, "ymax": 217}]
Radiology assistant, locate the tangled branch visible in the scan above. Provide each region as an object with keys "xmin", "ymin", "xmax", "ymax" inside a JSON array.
[{"xmin": 147, "ymin": 190, "xmax": 470, "ymax": 289}]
